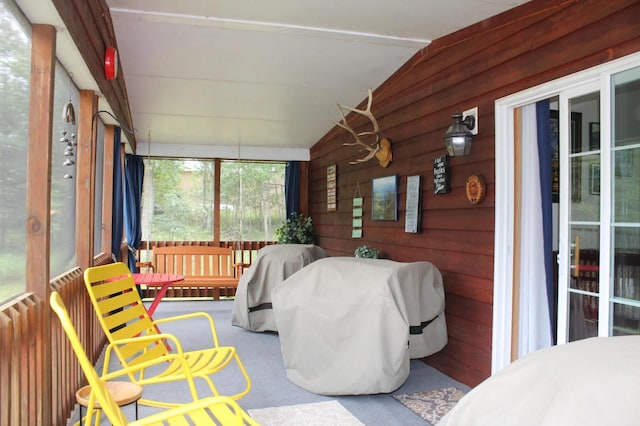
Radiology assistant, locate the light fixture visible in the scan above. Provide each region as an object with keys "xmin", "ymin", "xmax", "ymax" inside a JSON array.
[
  {"xmin": 104, "ymin": 47, "xmax": 118, "ymax": 80},
  {"xmin": 444, "ymin": 112, "xmax": 476, "ymax": 156}
]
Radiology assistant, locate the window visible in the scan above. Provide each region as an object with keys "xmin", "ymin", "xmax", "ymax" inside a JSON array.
[
  {"xmin": 49, "ymin": 61, "xmax": 78, "ymax": 276},
  {"xmin": 220, "ymin": 160, "xmax": 285, "ymax": 242},
  {"xmin": 140, "ymin": 159, "xmax": 285, "ymax": 243},
  {"xmin": 0, "ymin": 0, "xmax": 30, "ymax": 302},
  {"xmin": 142, "ymin": 158, "xmax": 216, "ymax": 241}
]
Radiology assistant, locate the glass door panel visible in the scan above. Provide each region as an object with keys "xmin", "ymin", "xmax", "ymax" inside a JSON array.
[
  {"xmin": 610, "ymin": 66, "xmax": 640, "ymax": 337},
  {"xmin": 566, "ymin": 92, "xmax": 601, "ymax": 342}
]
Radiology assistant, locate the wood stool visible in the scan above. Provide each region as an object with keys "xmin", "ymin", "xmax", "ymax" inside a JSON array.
[{"xmin": 76, "ymin": 381, "xmax": 143, "ymax": 424}]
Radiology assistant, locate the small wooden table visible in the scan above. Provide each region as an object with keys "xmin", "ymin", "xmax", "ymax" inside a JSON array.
[
  {"xmin": 76, "ymin": 381, "xmax": 143, "ymax": 424},
  {"xmin": 132, "ymin": 272, "xmax": 184, "ymax": 316}
]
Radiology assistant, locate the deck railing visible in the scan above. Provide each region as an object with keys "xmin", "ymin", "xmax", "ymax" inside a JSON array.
[{"xmin": 0, "ymin": 242, "xmax": 271, "ymax": 424}]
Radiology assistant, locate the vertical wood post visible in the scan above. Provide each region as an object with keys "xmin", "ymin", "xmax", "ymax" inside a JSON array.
[
  {"xmin": 26, "ymin": 24, "xmax": 55, "ymax": 426},
  {"xmin": 76, "ymin": 91, "xmax": 98, "ymax": 269}
]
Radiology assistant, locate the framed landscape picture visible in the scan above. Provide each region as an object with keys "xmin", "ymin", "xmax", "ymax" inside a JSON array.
[{"xmin": 372, "ymin": 175, "xmax": 398, "ymax": 221}]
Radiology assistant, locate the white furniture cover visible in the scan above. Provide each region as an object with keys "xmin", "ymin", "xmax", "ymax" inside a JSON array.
[
  {"xmin": 438, "ymin": 335, "xmax": 640, "ymax": 426},
  {"xmin": 231, "ymin": 244, "xmax": 327, "ymax": 332},
  {"xmin": 271, "ymin": 257, "xmax": 447, "ymax": 395}
]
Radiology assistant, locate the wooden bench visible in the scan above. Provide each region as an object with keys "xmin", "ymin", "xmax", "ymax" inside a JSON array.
[{"xmin": 140, "ymin": 246, "xmax": 246, "ymax": 300}]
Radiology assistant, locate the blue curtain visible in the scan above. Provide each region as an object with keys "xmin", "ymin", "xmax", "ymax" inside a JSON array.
[
  {"xmin": 124, "ymin": 154, "xmax": 145, "ymax": 271},
  {"xmin": 285, "ymin": 161, "xmax": 300, "ymax": 218},
  {"xmin": 536, "ymin": 99, "xmax": 555, "ymax": 342},
  {"xmin": 111, "ymin": 128, "xmax": 124, "ymax": 261}
]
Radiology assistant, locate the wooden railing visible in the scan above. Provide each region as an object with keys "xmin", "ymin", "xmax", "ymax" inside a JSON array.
[
  {"xmin": 137, "ymin": 240, "xmax": 276, "ymax": 299},
  {"xmin": 0, "ymin": 242, "xmax": 273, "ymax": 424}
]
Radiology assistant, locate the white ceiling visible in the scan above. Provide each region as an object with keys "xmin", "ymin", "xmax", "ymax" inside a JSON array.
[{"xmin": 23, "ymin": 0, "xmax": 531, "ymax": 160}]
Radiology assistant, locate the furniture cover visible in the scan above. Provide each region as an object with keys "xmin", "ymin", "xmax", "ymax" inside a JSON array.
[
  {"xmin": 437, "ymin": 335, "xmax": 640, "ymax": 426},
  {"xmin": 271, "ymin": 257, "xmax": 447, "ymax": 395},
  {"xmin": 232, "ymin": 244, "xmax": 327, "ymax": 332}
]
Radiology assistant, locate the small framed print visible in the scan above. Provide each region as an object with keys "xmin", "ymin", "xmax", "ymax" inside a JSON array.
[
  {"xmin": 327, "ymin": 164, "xmax": 337, "ymax": 212},
  {"xmin": 353, "ymin": 207, "xmax": 363, "ymax": 217},
  {"xmin": 352, "ymin": 229, "xmax": 362, "ymax": 238},
  {"xmin": 353, "ymin": 197, "xmax": 363, "ymax": 207},
  {"xmin": 372, "ymin": 175, "xmax": 398, "ymax": 221}
]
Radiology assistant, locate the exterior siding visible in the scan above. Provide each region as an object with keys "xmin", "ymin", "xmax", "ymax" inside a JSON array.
[{"xmin": 308, "ymin": 0, "xmax": 640, "ymax": 386}]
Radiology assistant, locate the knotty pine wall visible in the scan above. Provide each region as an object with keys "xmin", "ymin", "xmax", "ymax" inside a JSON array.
[{"xmin": 309, "ymin": 0, "xmax": 640, "ymax": 386}]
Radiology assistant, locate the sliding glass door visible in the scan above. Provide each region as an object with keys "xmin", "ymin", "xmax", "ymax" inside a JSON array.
[{"xmin": 558, "ymin": 65, "xmax": 640, "ymax": 343}]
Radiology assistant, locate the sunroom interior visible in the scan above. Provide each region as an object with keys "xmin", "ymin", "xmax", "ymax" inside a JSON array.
[{"xmin": 2, "ymin": 0, "xmax": 640, "ymax": 424}]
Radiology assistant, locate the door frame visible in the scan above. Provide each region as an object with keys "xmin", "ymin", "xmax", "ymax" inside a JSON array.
[{"xmin": 492, "ymin": 52, "xmax": 640, "ymax": 374}]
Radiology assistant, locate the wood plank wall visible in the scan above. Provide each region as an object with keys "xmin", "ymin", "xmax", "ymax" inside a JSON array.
[{"xmin": 309, "ymin": 0, "xmax": 640, "ymax": 386}]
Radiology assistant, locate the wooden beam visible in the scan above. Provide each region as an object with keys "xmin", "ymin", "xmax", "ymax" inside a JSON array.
[
  {"xmin": 214, "ymin": 159, "xmax": 221, "ymax": 244},
  {"xmin": 76, "ymin": 91, "xmax": 98, "ymax": 269},
  {"xmin": 26, "ymin": 24, "xmax": 55, "ymax": 426},
  {"xmin": 50, "ymin": 0, "xmax": 136, "ymax": 150}
]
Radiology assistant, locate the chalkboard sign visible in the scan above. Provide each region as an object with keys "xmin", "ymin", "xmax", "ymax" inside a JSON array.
[{"xmin": 433, "ymin": 155, "xmax": 450, "ymax": 194}]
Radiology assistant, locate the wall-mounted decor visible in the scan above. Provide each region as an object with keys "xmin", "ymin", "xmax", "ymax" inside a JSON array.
[
  {"xmin": 433, "ymin": 155, "xmax": 450, "ymax": 194},
  {"xmin": 405, "ymin": 175, "xmax": 422, "ymax": 233},
  {"xmin": 352, "ymin": 188, "xmax": 363, "ymax": 238},
  {"xmin": 465, "ymin": 175, "xmax": 486, "ymax": 204},
  {"xmin": 589, "ymin": 122, "xmax": 600, "ymax": 150},
  {"xmin": 590, "ymin": 163, "xmax": 600, "ymax": 195},
  {"xmin": 332, "ymin": 88, "xmax": 392, "ymax": 167},
  {"xmin": 327, "ymin": 164, "xmax": 337, "ymax": 211},
  {"xmin": 372, "ymin": 175, "xmax": 398, "ymax": 220}
]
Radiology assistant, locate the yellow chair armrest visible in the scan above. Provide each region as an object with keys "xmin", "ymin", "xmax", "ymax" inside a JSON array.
[{"xmin": 152, "ymin": 311, "xmax": 220, "ymax": 347}]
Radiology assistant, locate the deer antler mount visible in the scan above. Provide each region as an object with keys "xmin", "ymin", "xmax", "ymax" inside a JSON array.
[{"xmin": 333, "ymin": 88, "xmax": 392, "ymax": 167}]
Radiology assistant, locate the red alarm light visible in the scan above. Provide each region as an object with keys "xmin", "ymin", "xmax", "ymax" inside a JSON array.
[{"xmin": 104, "ymin": 47, "xmax": 118, "ymax": 80}]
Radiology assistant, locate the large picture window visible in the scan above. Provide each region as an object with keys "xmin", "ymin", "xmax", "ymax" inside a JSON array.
[
  {"xmin": 0, "ymin": 0, "xmax": 30, "ymax": 302},
  {"xmin": 140, "ymin": 159, "xmax": 285, "ymax": 243},
  {"xmin": 220, "ymin": 160, "xmax": 285, "ymax": 242}
]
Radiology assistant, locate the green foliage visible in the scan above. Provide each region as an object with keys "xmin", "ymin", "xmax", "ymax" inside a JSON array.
[
  {"xmin": 275, "ymin": 212, "xmax": 316, "ymax": 244},
  {"xmin": 354, "ymin": 245, "xmax": 379, "ymax": 259}
]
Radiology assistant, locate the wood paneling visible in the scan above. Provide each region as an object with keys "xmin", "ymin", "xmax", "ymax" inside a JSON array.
[
  {"xmin": 308, "ymin": 0, "xmax": 640, "ymax": 386},
  {"xmin": 51, "ymin": 0, "xmax": 136, "ymax": 148}
]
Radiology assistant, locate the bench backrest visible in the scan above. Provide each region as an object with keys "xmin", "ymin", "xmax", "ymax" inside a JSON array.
[{"xmin": 152, "ymin": 246, "xmax": 237, "ymax": 278}]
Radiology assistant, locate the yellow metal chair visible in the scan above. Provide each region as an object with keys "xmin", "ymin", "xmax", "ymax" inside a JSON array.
[
  {"xmin": 50, "ymin": 292, "xmax": 259, "ymax": 425},
  {"xmin": 83, "ymin": 262, "xmax": 251, "ymax": 408}
]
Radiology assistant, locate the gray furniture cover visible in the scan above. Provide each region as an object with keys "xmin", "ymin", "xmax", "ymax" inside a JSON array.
[
  {"xmin": 437, "ymin": 335, "xmax": 640, "ymax": 426},
  {"xmin": 271, "ymin": 257, "xmax": 447, "ymax": 395},
  {"xmin": 231, "ymin": 244, "xmax": 327, "ymax": 332}
]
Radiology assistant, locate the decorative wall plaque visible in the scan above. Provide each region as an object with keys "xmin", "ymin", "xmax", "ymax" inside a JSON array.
[
  {"xmin": 405, "ymin": 175, "xmax": 422, "ymax": 233},
  {"xmin": 327, "ymin": 164, "xmax": 337, "ymax": 211},
  {"xmin": 465, "ymin": 174, "xmax": 486, "ymax": 204},
  {"xmin": 433, "ymin": 155, "xmax": 450, "ymax": 194}
]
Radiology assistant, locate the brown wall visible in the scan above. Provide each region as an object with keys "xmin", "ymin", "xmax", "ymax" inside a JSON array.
[{"xmin": 309, "ymin": 0, "xmax": 640, "ymax": 386}]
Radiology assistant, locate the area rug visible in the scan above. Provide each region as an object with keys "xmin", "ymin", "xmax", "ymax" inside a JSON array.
[
  {"xmin": 393, "ymin": 387, "xmax": 465, "ymax": 425},
  {"xmin": 248, "ymin": 400, "xmax": 364, "ymax": 425}
]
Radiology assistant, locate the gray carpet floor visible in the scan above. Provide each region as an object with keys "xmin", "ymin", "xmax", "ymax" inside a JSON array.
[{"xmin": 68, "ymin": 299, "xmax": 470, "ymax": 425}]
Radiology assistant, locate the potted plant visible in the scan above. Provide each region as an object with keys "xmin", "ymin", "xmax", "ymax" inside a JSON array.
[
  {"xmin": 275, "ymin": 212, "xmax": 317, "ymax": 244},
  {"xmin": 354, "ymin": 245, "xmax": 379, "ymax": 259}
]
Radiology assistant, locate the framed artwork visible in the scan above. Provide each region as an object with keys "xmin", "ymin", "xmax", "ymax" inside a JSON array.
[
  {"xmin": 615, "ymin": 150, "xmax": 633, "ymax": 177},
  {"xmin": 590, "ymin": 163, "xmax": 600, "ymax": 195},
  {"xmin": 405, "ymin": 175, "xmax": 422, "ymax": 233},
  {"xmin": 327, "ymin": 164, "xmax": 337, "ymax": 211},
  {"xmin": 589, "ymin": 122, "xmax": 600, "ymax": 150},
  {"xmin": 372, "ymin": 175, "xmax": 398, "ymax": 221}
]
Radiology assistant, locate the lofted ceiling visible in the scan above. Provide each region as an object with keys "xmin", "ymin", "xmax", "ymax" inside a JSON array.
[{"xmin": 20, "ymin": 0, "xmax": 531, "ymax": 160}]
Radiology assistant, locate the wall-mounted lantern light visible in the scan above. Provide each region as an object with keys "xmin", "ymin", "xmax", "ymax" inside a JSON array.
[{"xmin": 444, "ymin": 112, "xmax": 476, "ymax": 156}]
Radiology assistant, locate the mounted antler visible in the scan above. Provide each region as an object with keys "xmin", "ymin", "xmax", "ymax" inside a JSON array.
[{"xmin": 333, "ymin": 88, "xmax": 392, "ymax": 167}]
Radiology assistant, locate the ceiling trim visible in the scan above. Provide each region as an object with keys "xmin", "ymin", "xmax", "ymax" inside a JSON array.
[
  {"xmin": 137, "ymin": 142, "xmax": 310, "ymax": 162},
  {"xmin": 109, "ymin": 7, "xmax": 432, "ymax": 48}
]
